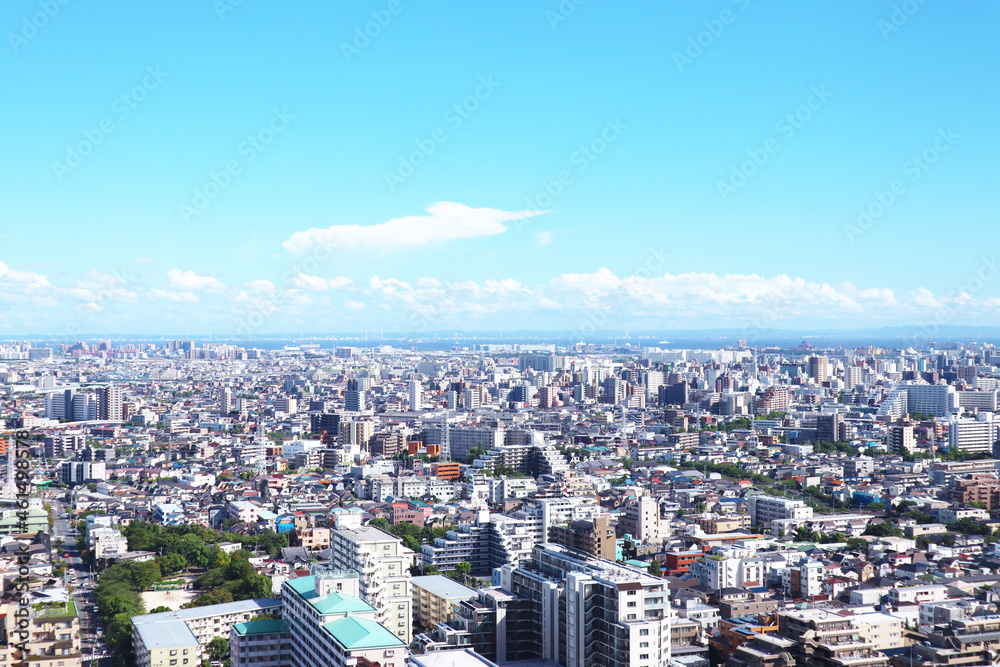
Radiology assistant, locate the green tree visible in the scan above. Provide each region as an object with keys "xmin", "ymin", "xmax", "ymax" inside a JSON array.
[
  {"xmin": 149, "ymin": 606, "xmax": 172, "ymax": 614},
  {"xmin": 846, "ymin": 538, "xmax": 869, "ymax": 551},
  {"xmin": 648, "ymin": 560, "xmax": 662, "ymax": 577},
  {"xmin": 207, "ymin": 637, "xmax": 230, "ymax": 664}
]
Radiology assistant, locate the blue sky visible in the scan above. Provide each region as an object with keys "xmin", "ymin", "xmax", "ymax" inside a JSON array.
[{"xmin": 2, "ymin": 0, "xmax": 999, "ymax": 336}]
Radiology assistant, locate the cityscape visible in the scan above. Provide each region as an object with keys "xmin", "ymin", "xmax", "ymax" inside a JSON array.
[{"xmin": 4, "ymin": 2, "xmax": 1000, "ymax": 667}]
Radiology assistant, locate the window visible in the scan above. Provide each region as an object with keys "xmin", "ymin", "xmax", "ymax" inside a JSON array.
[
  {"xmin": 627, "ymin": 614, "xmax": 636, "ymax": 620},
  {"xmin": 627, "ymin": 601, "xmax": 637, "ymax": 607},
  {"xmin": 640, "ymin": 629, "xmax": 649, "ymax": 636},
  {"xmin": 640, "ymin": 654, "xmax": 649, "ymax": 660},
  {"xmin": 170, "ymin": 651, "xmax": 177, "ymax": 657},
  {"xmin": 627, "ymin": 590, "xmax": 637, "ymax": 595},
  {"xmin": 640, "ymin": 642, "xmax": 648, "ymax": 648}
]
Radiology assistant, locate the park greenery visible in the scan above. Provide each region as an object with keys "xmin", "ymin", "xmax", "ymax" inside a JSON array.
[{"xmin": 94, "ymin": 522, "xmax": 286, "ymax": 667}]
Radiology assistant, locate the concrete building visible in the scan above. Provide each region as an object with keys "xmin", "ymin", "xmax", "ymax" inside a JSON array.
[
  {"xmin": 747, "ymin": 495, "xmax": 813, "ymax": 531},
  {"xmin": 328, "ymin": 525, "xmax": 414, "ymax": 644},
  {"xmin": 276, "ymin": 567, "xmax": 407, "ymax": 667},
  {"xmin": 411, "ymin": 575, "xmax": 478, "ymax": 630},
  {"xmin": 495, "ymin": 543, "xmax": 673, "ymax": 667},
  {"xmin": 618, "ymin": 495, "xmax": 669, "ymax": 544},
  {"xmin": 548, "ymin": 514, "xmax": 617, "ymax": 561},
  {"xmin": 133, "ymin": 598, "xmax": 281, "ymax": 667}
]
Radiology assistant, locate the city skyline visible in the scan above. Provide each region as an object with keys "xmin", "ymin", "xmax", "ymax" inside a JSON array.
[{"xmin": 4, "ymin": 2, "xmax": 999, "ymax": 335}]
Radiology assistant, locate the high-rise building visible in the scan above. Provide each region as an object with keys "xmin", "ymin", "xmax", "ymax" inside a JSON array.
[
  {"xmin": 496, "ymin": 544, "xmax": 672, "ymax": 667},
  {"xmin": 268, "ymin": 566, "xmax": 407, "ymax": 667},
  {"xmin": 816, "ymin": 413, "xmax": 844, "ymax": 443},
  {"xmin": 844, "ymin": 365, "xmax": 865, "ymax": 388},
  {"xmin": 220, "ymin": 387, "xmax": 233, "ymax": 414},
  {"xmin": 97, "ymin": 385, "xmax": 122, "ymax": 421},
  {"xmin": 409, "ymin": 380, "xmax": 424, "ymax": 411},
  {"xmin": 345, "ymin": 389, "xmax": 366, "ymax": 412},
  {"xmin": 547, "ymin": 514, "xmax": 616, "ymax": 561},
  {"xmin": 618, "ymin": 495, "xmax": 669, "ymax": 544},
  {"xmin": 808, "ymin": 356, "xmax": 829, "ymax": 383},
  {"xmin": 328, "ymin": 526, "xmax": 414, "ymax": 644}
]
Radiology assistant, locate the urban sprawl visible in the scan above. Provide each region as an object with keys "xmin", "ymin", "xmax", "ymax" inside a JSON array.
[{"xmin": 5, "ymin": 338, "xmax": 1000, "ymax": 667}]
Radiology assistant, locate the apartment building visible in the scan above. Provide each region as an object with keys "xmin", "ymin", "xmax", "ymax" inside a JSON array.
[
  {"xmin": 411, "ymin": 575, "xmax": 477, "ymax": 629},
  {"xmin": 618, "ymin": 495, "xmax": 669, "ymax": 544},
  {"xmin": 230, "ymin": 618, "xmax": 291, "ymax": 667},
  {"xmin": 133, "ymin": 598, "xmax": 281, "ymax": 667},
  {"xmin": 747, "ymin": 495, "xmax": 813, "ymax": 530},
  {"xmin": 328, "ymin": 525, "xmax": 414, "ymax": 644},
  {"xmin": 778, "ymin": 608, "xmax": 888, "ymax": 667},
  {"xmin": 275, "ymin": 568, "xmax": 406, "ymax": 667},
  {"xmin": 8, "ymin": 601, "xmax": 83, "ymax": 667},
  {"xmin": 548, "ymin": 514, "xmax": 617, "ymax": 561},
  {"xmin": 496, "ymin": 543, "xmax": 673, "ymax": 667}
]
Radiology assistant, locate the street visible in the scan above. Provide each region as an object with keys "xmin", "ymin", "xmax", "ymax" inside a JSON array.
[{"xmin": 50, "ymin": 497, "xmax": 112, "ymax": 667}]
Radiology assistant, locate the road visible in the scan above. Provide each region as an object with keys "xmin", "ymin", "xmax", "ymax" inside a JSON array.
[{"xmin": 50, "ymin": 496, "xmax": 112, "ymax": 667}]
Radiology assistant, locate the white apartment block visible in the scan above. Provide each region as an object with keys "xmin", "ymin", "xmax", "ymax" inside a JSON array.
[
  {"xmin": 328, "ymin": 526, "xmax": 414, "ymax": 644},
  {"xmin": 748, "ymin": 495, "xmax": 813, "ymax": 530},
  {"xmin": 133, "ymin": 598, "xmax": 281, "ymax": 667}
]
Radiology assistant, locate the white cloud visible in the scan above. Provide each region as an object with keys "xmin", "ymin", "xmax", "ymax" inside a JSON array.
[
  {"xmin": 291, "ymin": 274, "xmax": 354, "ymax": 291},
  {"xmin": 535, "ymin": 231, "xmax": 553, "ymax": 247},
  {"xmin": 244, "ymin": 279, "xmax": 277, "ymax": 294},
  {"xmin": 132, "ymin": 257, "xmax": 155, "ymax": 265},
  {"xmin": 343, "ymin": 300, "xmax": 365, "ymax": 311},
  {"xmin": 166, "ymin": 268, "xmax": 226, "ymax": 292},
  {"xmin": 151, "ymin": 289, "xmax": 199, "ymax": 303},
  {"xmin": 282, "ymin": 202, "xmax": 548, "ymax": 254}
]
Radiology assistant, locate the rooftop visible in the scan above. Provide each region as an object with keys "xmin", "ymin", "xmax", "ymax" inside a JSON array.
[
  {"xmin": 132, "ymin": 598, "xmax": 280, "ymax": 626},
  {"xmin": 322, "ymin": 616, "xmax": 406, "ymax": 650},
  {"xmin": 232, "ymin": 619, "xmax": 290, "ymax": 636},
  {"xmin": 412, "ymin": 574, "xmax": 478, "ymax": 600}
]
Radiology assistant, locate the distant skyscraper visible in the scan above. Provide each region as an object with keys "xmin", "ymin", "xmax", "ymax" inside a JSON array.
[{"xmin": 808, "ymin": 356, "xmax": 829, "ymax": 383}]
